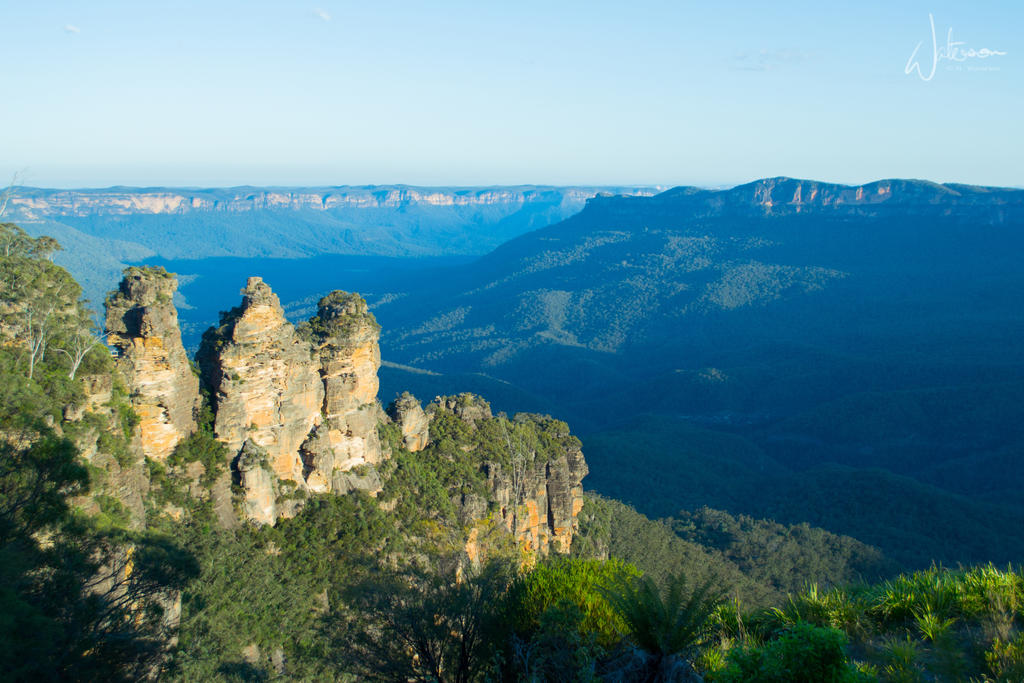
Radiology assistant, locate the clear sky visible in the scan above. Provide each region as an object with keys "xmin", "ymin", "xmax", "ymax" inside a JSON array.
[{"xmin": 1, "ymin": 1, "xmax": 1021, "ymax": 188}]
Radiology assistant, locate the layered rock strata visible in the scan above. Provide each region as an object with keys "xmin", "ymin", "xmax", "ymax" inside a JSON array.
[
  {"xmin": 428, "ymin": 394, "xmax": 588, "ymax": 556},
  {"xmin": 490, "ymin": 433, "xmax": 587, "ymax": 555},
  {"xmin": 197, "ymin": 277, "xmax": 324, "ymax": 487},
  {"xmin": 198, "ymin": 281, "xmax": 387, "ymax": 520},
  {"xmin": 299, "ymin": 292, "xmax": 385, "ymax": 493},
  {"xmin": 105, "ymin": 266, "xmax": 199, "ymax": 461}
]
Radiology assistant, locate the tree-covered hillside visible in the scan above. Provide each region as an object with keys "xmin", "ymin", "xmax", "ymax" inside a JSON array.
[
  {"xmin": 2, "ymin": 220, "xmax": 1024, "ymax": 680},
  {"xmin": 370, "ymin": 178, "xmax": 1024, "ymax": 572}
]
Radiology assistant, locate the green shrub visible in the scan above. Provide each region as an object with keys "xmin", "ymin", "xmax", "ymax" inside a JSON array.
[
  {"xmin": 987, "ymin": 632, "xmax": 1024, "ymax": 681},
  {"xmin": 168, "ymin": 429, "xmax": 228, "ymax": 486},
  {"xmin": 719, "ymin": 622, "xmax": 868, "ymax": 683},
  {"xmin": 505, "ymin": 556, "xmax": 639, "ymax": 648}
]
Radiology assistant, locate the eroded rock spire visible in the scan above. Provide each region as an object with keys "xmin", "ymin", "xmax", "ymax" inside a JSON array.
[{"xmin": 105, "ymin": 266, "xmax": 200, "ymax": 461}]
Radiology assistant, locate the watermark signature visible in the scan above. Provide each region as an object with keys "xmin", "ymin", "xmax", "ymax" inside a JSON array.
[{"xmin": 905, "ymin": 14, "xmax": 1007, "ymax": 81}]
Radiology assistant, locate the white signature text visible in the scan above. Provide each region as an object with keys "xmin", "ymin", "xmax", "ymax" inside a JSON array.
[{"xmin": 905, "ymin": 14, "xmax": 1006, "ymax": 81}]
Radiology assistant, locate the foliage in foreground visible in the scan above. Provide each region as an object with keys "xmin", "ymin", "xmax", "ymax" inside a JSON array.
[
  {"xmin": 0, "ymin": 431, "xmax": 197, "ymax": 681},
  {"xmin": 702, "ymin": 564, "xmax": 1024, "ymax": 682}
]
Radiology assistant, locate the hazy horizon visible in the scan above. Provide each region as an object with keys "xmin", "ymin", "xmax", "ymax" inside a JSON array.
[{"xmin": 10, "ymin": 176, "xmax": 1024, "ymax": 193}]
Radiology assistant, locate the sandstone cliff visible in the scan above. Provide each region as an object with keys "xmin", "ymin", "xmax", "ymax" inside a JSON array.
[
  {"xmin": 197, "ymin": 277, "xmax": 323, "ymax": 490},
  {"xmin": 299, "ymin": 291, "xmax": 385, "ymax": 493},
  {"xmin": 10, "ymin": 186, "xmax": 658, "ymax": 219},
  {"xmin": 105, "ymin": 267, "xmax": 199, "ymax": 461},
  {"xmin": 197, "ymin": 280, "xmax": 387, "ymax": 521},
  {"xmin": 425, "ymin": 394, "xmax": 588, "ymax": 557}
]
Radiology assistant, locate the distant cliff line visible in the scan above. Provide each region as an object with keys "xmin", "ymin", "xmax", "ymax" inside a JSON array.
[{"xmin": 9, "ymin": 184, "xmax": 663, "ymax": 218}]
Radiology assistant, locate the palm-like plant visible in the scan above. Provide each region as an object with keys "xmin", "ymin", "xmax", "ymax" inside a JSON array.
[{"xmin": 601, "ymin": 572, "xmax": 725, "ymax": 681}]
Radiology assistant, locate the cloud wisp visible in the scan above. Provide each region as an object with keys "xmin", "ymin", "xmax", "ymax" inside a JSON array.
[{"xmin": 731, "ymin": 48, "xmax": 811, "ymax": 72}]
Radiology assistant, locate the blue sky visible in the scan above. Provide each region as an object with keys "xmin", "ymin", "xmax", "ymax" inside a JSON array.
[{"xmin": 1, "ymin": 1, "xmax": 1020, "ymax": 188}]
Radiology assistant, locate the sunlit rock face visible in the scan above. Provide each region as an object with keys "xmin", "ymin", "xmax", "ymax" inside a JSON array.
[
  {"xmin": 300, "ymin": 291, "xmax": 386, "ymax": 483},
  {"xmin": 488, "ymin": 442, "xmax": 587, "ymax": 556},
  {"xmin": 197, "ymin": 277, "xmax": 324, "ymax": 487},
  {"xmin": 105, "ymin": 266, "xmax": 199, "ymax": 462},
  {"xmin": 197, "ymin": 282, "xmax": 389, "ymax": 521},
  {"xmin": 387, "ymin": 392, "xmax": 429, "ymax": 452},
  {"xmin": 428, "ymin": 394, "xmax": 588, "ymax": 558}
]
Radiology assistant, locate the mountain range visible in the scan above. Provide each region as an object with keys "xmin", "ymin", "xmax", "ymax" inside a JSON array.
[
  {"xmin": 4, "ymin": 177, "xmax": 1024, "ymax": 678},
  {"xmin": 367, "ymin": 177, "xmax": 1024, "ymax": 567},
  {"xmin": 6, "ymin": 184, "xmax": 658, "ymax": 304}
]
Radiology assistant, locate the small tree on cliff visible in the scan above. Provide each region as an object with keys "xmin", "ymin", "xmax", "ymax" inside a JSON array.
[
  {"xmin": 54, "ymin": 309, "xmax": 107, "ymax": 380},
  {"xmin": 499, "ymin": 417, "xmax": 531, "ymax": 534}
]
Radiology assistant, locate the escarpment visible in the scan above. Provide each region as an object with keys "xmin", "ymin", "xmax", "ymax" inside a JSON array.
[
  {"xmin": 420, "ymin": 394, "xmax": 588, "ymax": 556},
  {"xmin": 108, "ymin": 269, "xmax": 588, "ymax": 557},
  {"xmin": 105, "ymin": 266, "xmax": 200, "ymax": 461}
]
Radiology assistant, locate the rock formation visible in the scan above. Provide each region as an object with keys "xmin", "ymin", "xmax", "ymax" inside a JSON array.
[
  {"xmin": 105, "ymin": 269, "xmax": 589, "ymax": 550},
  {"xmin": 234, "ymin": 440, "xmax": 279, "ymax": 526},
  {"xmin": 105, "ymin": 266, "xmax": 199, "ymax": 461},
  {"xmin": 387, "ymin": 392, "xmax": 429, "ymax": 452},
  {"xmin": 491, "ymin": 431, "xmax": 587, "ymax": 555},
  {"xmin": 64, "ymin": 371, "xmax": 150, "ymax": 529},
  {"xmin": 429, "ymin": 395, "xmax": 588, "ymax": 556},
  {"xmin": 198, "ymin": 281, "xmax": 388, "ymax": 520},
  {"xmin": 198, "ymin": 277, "xmax": 324, "ymax": 489},
  {"xmin": 299, "ymin": 292, "xmax": 385, "ymax": 493}
]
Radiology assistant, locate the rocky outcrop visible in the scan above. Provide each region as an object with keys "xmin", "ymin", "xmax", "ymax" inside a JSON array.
[
  {"xmin": 298, "ymin": 292, "xmax": 385, "ymax": 492},
  {"xmin": 430, "ymin": 395, "xmax": 588, "ymax": 557},
  {"xmin": 111, "ymin": 270, "xmax": 588, "ymax": 546},
  {"xmin": 485, "ymin": 441, "xmax": 588, "ymax": 555},
  {"xmin": 198, "ymin": 277, "xmax": 324, "ymax": 488},
  {"xmin": 105, "ymin": 266, "xmax": 199, "ymax": 462},
  {"xmin": 234, "ymin": 440, "xmax": 279, "ymax": 525},
  {"xmin": 64, "ymin": 372, "xmax": 149, "ymax": 529},
  {"xmin": 387, "ymin": 392, "xmax": 429, "ymax": 452},
  {"xmin": 428, "ymin": 393, "xmax": 493, "ymax": 423},
  {"xmin": 197, "ymin": 281, "xmax": 388, "ymax": 521}
]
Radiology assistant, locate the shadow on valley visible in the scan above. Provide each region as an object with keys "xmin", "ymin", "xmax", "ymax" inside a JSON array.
[{"xmin": 370, "ymin": 178, "xmax": 1024, "ymax": 571}]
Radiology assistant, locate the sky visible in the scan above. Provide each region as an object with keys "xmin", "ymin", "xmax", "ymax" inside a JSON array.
[{"xmin": 1, "ymin": 1, "xmax": 1021, "ymax": 188}]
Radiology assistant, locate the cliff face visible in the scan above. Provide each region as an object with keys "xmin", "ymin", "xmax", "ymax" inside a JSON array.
[
  {"xmin": 490, "ymin": 431, "xmax": 588, "ymax": 555},
  {"xmin": 198, "ymin": 277, "xmax": 324, "ymax": 488},
  {"xmin": 426, "ymin": 395, "xmax": 588, "ymax": 557},
  {"xmin": 300, "ymin": 292, "xmax": 385, "ymax": 493},
  {"xmin": 197, "ymin": 280, "xmax": 387, "ymax": 520},
  {"xmin": 105, "ymin": 267, "xmax": 199, "ymax": 461},
  {"xmin": 9, "ymin": 186, "xmax": 658, "ymax": 219},
  {"xmin": 63, "ymin": 372, "xmax": 150, "ymax": 529}
]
